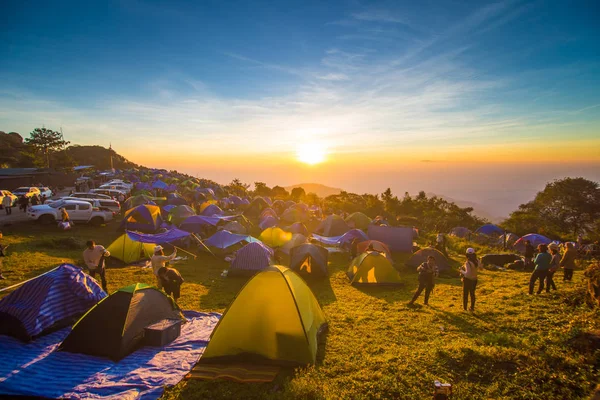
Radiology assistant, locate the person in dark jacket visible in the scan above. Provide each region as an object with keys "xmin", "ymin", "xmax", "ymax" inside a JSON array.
[
  {"xmin": 560, "ymin": 242, "xmax": 577, "ymax": 281},
  {"xmin": 158, "ymin": 266, "xmax": 184, "ymax": 301},
  {"xmin": 460, "ymin": 248, "xmax": 479, "ymax": 311},
  {"xmin": 408, "ymin": 256, "xmax": 439, "ymax": 306},
  {"xmin": 529, "ymin": 244, "xmax": 551, "ymax": 294},
  {"xmin": 19, "ymin": 196, "xmax": 29, "ymax": 212},
  {"xmin": 546, "ymin": 243, "xmax": 560, "ymax": 291}
]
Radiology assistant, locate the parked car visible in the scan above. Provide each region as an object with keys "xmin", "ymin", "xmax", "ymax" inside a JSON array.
[
  {"xmin": 12, "ymin": 187, "xmax": 41, "ymax": 198},
  {"xmin": 28, "ymin": 199, "xmax": 113, "ymax": 225},
  {"xmin": 37, "ymin": 186, "xmax": 54, "ymax": 199},
  {"xmin": 98, "ymin": 184, "xmax": 131, "ymax": 194},
  {"xmin": 89, "ymin": 188, "xmax": 128, "ymax": 199},
  {"xmin": 0, "ymin": 190, "xmax": 18, "ymax": 208},
  {"xmin": 60, "ymin": 197, "xmax": 121, "ymax": 215},
  {"xmin": 69, "ymin": 192, "xmax": 112, "ymax": 200},
  {"xmin": 105, "ymin": 179, "xmax": 133, "ymax": 189}
]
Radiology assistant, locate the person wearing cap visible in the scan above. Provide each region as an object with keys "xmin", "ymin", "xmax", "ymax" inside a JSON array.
[
  {"xmin": 408, "ymin": 255, "xmax": 438, "ymax": 306},
  {"xmin": 83, "ymin": 240, "xmax": 110, "ymax": 292},
  {"xmin": 151, "ymin": 245, "xmax": 177, "ymax": 289},
  {"xmin": 560, "ymin": 242, "xmax": 577, "ymax": 281},
  {"xmin": 158, "ymin": 266, "xmax": 184, "ymax": 301},
  {"xmin": 529, "ymin": 244, "xmax": 552, "ymax": 294},
  {"xmin": 459, "ymin": 248, "xmax": 479, "ymax": 311},
  {"xmin": 546, "ymin": 243, "xmax": 560, "ymax": 291}
]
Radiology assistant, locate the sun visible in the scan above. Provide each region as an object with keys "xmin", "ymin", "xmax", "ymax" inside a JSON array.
[{"xmin": 296, "ymin": 142, "xmax": 327, "ymax": 165}]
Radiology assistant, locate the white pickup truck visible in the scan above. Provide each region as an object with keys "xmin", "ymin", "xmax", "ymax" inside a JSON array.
[{"xmin": 28, "ymin": 199, "xmax": 113, "ymax": 225}]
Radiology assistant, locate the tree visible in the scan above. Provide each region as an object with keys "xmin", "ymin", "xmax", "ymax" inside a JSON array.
[
  {"xmin": 226, "ymin": 178, "xmax": 250, "ymax": 197},
  {"xmin": 253, "ymin": 182, "xmax": 271, "ymax": 197},
  {"xmin": 0, "ymin": 132, "xmax": 26, "ymax": 167},
  {"xmin": 291, "ymin": 187, "xmax": 306, "ymax": 201},
  {"xmin": 271, "ymin": 185, "xmax": 289, "ymax": 199},
  {"xmin": 25, "ymin": 128, "xmax": 70, "ymax": 168},
  {"xmin": 503, "ymin": 177, "xmax": 600, "ymax": 238}
]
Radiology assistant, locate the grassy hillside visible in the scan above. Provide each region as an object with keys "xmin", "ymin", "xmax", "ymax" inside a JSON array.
[
  {"xmin": 0, "ymin": 222, "xmax": 598, "ymax": 399},
  {"xmin": 66, "ymin": 145, "xmax": 140, "ymax": 170}
]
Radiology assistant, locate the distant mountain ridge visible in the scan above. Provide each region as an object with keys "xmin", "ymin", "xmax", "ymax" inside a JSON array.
[{"xmin": 284, "ymin": 183, "xmax": 343, "ymax": 198}]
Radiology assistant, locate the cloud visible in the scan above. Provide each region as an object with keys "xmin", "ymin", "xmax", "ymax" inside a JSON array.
[{"xmin": 317, "ymin": 73, "xmax": 350, "ymax": 81}]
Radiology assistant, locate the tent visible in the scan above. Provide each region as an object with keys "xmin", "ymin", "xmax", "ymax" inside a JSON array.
[
  {"xmin": 107, "ymin": 233, "xmax": 156, "ymax": 264},
  {"xmin": 290, "ymin": 244, "xmax": 328, "ymax": 278},
  {"xmin": 475, "ymin": 224, "xmax": 504, "ymax": 236},
  {"xmin": 221, "ymin": 220, "xmax": 247, "ymax": 234},
  {"xmin": 199, "ymin": 265, "xmax": 326, "ymax": 366},
  {"xmin": 119, "ymin": 204, "xmax": 163, "ymax": 233},
  {"xmin": 406, "ymin": 248, "xmax": 450, "ymax": 271},
  {"xmin": 166, "ymin": 193, "xmax": 188, "ymax": 206},
  {"xmin": 202, "ymin": 204, "xmax": 224, "ymax": 216},
  {"xmin": 347, "ymin": 252, "xmax": 401, "ymax": 285},
  {"xmin": 513, "ymin": 234, "xmax": 553, "ymax": 253},
  {"xmin": 244, "ymin": 197, "xmax": 270, "ymax": 217},
  {"xmin": 367, "ymin": 225, "xmax": 413, "ymax": 253},
  {"xmin": 197, "ymin": 188, "xmax": 215, "ymax": 199},
  {"xmin": 59, "ymin": 283, "xmax": 183, "ymax": 361},
  {"xmin": 0, "ymin": 264, "xmax": 106, "ymax": 342},
  {"xmin": 168, "ymin": 205, "xmax": 196, "ymax": 226},
  {"xmin": 272, "ymin": 200, "xmax": 286, "ymax": 215},
  {"xmin": 204, "ymin": 230, "xmax": 259, "ymax": 252},
  {"xmin": 283, "ymin": 222, "xmax": 309, "ymax": 236},
  {"xmin": 315, "ymin": 215, "xmax": 350, "ymax": 237},
  {"xmin": 229, "ymin": 242, "xmax": 274, "ymax": 276},
  {"xmin": 280, "ymin": 207, "xmax": 309, "ymax": 223},
  {"xmin": 357, "ymin": 240, "xmax": 392, "ymax": 260},
  {"xmin": 345, "ymin": 212, "xmax": 372, "ymax": 230},
  {"xmin": 152, "ymin": 180, "xmax": 168, "ymax": 190},
  {"xmin": 228, "ymin": 196, "xmax": 243, "ymax": 207},
  {"xmin": 259, "ymin": 227, "xmax": 293, "ymax": 248},
  {"xmin": 311, "ymin": 229, "xmax": 369, "ymax": 247},
  {"xmin": 259, "ymin": 215, "xmax": 279, "ymax": 230},
  {"xmin": 260, "ymin": 208, "xmax": 278, "ymax": 220},
  {"xmin": 279, "ymin": 233, "xmax": 309, "ymax": 255},
  {"xmin": 450, "ymin": 227, "xmax": 471, "ymax": 238},
  {"xmin": 123, "ymin": 194, "xmax": 157, "ymax": 210}
]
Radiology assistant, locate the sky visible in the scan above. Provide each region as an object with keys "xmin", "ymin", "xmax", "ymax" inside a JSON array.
[{"xmin": 1, "ymin": 0, "xmax": 599, "ymax": 217}]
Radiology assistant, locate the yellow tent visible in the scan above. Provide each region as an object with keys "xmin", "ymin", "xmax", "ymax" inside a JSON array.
[
  {"xmin": 347, "ymin": 251, "xmax": 401, "ymax": 285},
  {"xmin": 199, "ymin": 200, "xmax": 218, "ymax": 213},
  {"xmin": 200, "ymin": 265, "xmax": 327, "ymax": 366},
  {"xmin": 107, "ymin": 234, "xmax": 156, "ymax": 264},
  {"xmin": 259, "ymin": 227, "xmax": 293, "ymax": 248}
]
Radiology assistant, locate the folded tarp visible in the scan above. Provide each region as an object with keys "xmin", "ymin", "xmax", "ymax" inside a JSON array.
[
  {"xmin": 0, "ymin": 311, "xmax": 220, "ymax": 399},
  {"xmin": 311, "ymin": 229, "xmax": 368, "ymax": 247},
  {"xmin": 126, "ymin": 228, "xmax": 191, "ymax": 244}
]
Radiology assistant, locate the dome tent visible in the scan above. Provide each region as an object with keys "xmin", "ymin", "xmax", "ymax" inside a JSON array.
[
  {"xmin": 229, "ymin": 242, "xmax": 274, "ymax": 276},
  {"xmin": 198, "ymin": 265, "xmax": 327, "ymax": 366},
  {"xmin": 290, "ymin": 243, "xmax": 329, "ymax": 278},
  {"xmin": 59, "ymin": 283, "xmax": 183, "ymax": 361},
  {"xmin": 406, "ymin": 248, "xmax": 450, "ymax": 271},
  {"xmin": 347, "ymin": 252, "xmax": 401, "ymax": 285}
]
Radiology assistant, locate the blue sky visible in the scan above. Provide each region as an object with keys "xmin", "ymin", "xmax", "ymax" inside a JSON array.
[{"xmin": 1, "ymin": 0, "xmax": 599, "ymax": 168}]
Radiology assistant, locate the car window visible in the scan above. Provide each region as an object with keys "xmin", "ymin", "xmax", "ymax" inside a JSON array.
[
  {"xmin": 78, "ymin": 203, "xmax": 91, "ymax": 210},
  {"xmin": 99, "ymin": 201, "xmax": 112, "ymax": 207},
  {"xmin": 64, "ymin": 204, "xmax": 77, "ymax": 211},
  {"xmin": 49, "ymin": 201, "xmax": 64, "ymax": 209}
]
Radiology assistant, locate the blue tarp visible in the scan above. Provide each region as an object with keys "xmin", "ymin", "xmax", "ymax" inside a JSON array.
[
  {"xmin": 312, "ymin": 229, "xmax": 369, "ymax": 247},
  {"xmin": 179, "ymin": 215, "xmax": 239, "ymax": 233},
  {"xmin": 152, "ymin": 180, "xmax": 168, "ymax": 190},
  {"xmin": 126, "ymin": 228, "xmax": 191, "ymax": 244},
  {"xmin": 204, "ymin": 230, "xmax": 260, "ymax": 249},
  {"xmin": 0, "ymin": 311, "xmax": 220, "ymax": 399},
  {"xmin": 475, "ymin": 224, "xmax": 504, "ymax": 236}
]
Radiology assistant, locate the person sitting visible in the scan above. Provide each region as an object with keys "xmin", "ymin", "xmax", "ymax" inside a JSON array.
[
  {"xmin": 60, "ymin": 207, "xmax": 70, "ymax": 222},
  {"xmin": 158, "ymin": 266, "xmax": 184, "ymax": 301}
]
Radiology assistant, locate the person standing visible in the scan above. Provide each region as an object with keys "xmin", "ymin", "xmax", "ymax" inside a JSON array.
[
  {"xmin": 19, "ymin": 196, "xmax": 29, "ymax": 212},
  {"xmin": 2, "ymin": 194, "xmax": 12, "ymax": 215},
  {"xmin": 408, "ymin": 256, "xmax": 438, "ymax": 306},
  {"xmin": 529, "ymin": 244, "xmax": 552, "ymax": 295},
  {"xmin": 436, "ymin": 233, "xmax": 448, "ymax": 257},
  {"xmin": 546, "ymin": 243, "xmax": 560, "ymax": 291},
  {"xmin": 82, "ymin": 240, "xmax": 110, "ymax": 292},
  {"xmin": 151, "ymin": 245, "xmax": 177, "ymax": 289},
  {"xmin": 524, "ymin": 240, "xmax": 535, "ymax": 269},
  {"xmin": 158, "ymin": 266, "xmax": 184, "ymax": 301},
  {"xmin": 30, "ymin": 195, "xmax": 39, "ymax": 207},
  {"xmin": 560, "ymin": 242, "xmax": 577, "ymax": 281},
  {"xmin": 41, "ymin": 194, "xmax": 47, "ymax": 204},
  {"xmin": 460, "ymin": 248, "xmax": 479, "ymax": 311}
]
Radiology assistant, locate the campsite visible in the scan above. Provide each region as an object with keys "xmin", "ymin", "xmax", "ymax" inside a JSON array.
[{"xmin": 0, "ymin": 169, "xmax": 599, "ymax": 399}]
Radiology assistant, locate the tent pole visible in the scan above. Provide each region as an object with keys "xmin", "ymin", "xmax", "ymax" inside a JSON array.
[
  {"xmin": 170, "ymin": 244, "xmax": 197, "ymax": 259},
  {"xmin": 192, "ymin": 233, "xmax": 217, "ymax": 259}
]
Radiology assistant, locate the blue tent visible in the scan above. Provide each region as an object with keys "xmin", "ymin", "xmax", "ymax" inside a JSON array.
[
  {"xmin": 0, "ymin": 264, "xmax": 106, "ymax": 342},
  {"xmin": 196, "ymin": 188, "xmax": 215, "ymax": 199},
  {"xmin": 475, "ymin": 224, "xmax": 504, "ymax": 236},
  {"xmin": 514, "ymin": 233, "xmax": 553, "ymax": 253},
  {"xmin": 152, "ymin": 180, "xmax": 168, "ymax": 190},
  {"xmin": 162, "ymin": 204, "xmax": 177, "ymax": 213},
  {"xmin": 259, "ymin": 215, "xmax": 279, "ymax": 230},
  {"xmin": 202, "ymin": 204, "xmax": 224, "ymax": 216},
  {"xmin": 204, "ymin": 230, "xmax": 259, "ymax": 250},
  {"xmin": 228, "ymin": 196, "xmax": 243, "ymax": 206}
]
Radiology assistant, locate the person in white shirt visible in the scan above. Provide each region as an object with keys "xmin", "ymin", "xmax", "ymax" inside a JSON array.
[
  {"xmin": 151, "ymin": 245, "xmax": 177, "ymax": 290},
  {"xmin": 83, "ymin": 240, "xmax": 110, "ymax": 292},
  {"xmin": 2, "ymin": 195, "xmax": 12, "ymax": 215},
  {"xmin": 459, "ymin": 248, "xmax": 479, "ymax": 312}
]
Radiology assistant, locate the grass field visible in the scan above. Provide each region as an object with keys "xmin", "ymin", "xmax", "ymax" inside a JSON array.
[{"xmin": 0, "ymin": 220, "xmax": 598, "ymax": 399}]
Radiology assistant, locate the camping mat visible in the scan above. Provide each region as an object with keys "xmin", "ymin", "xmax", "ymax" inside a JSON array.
[
  {"xmin": 0, "ymin": 311, "xmax": 221, "ymax": 399},
  {"xmin": 187, "ymin": 363, "xmax": 280, "ymax": 383}
]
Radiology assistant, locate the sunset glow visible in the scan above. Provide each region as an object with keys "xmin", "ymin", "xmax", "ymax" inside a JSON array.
[{"xmin": 296, "ymin": 142, "xmax": 327, "ymax": 165}]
